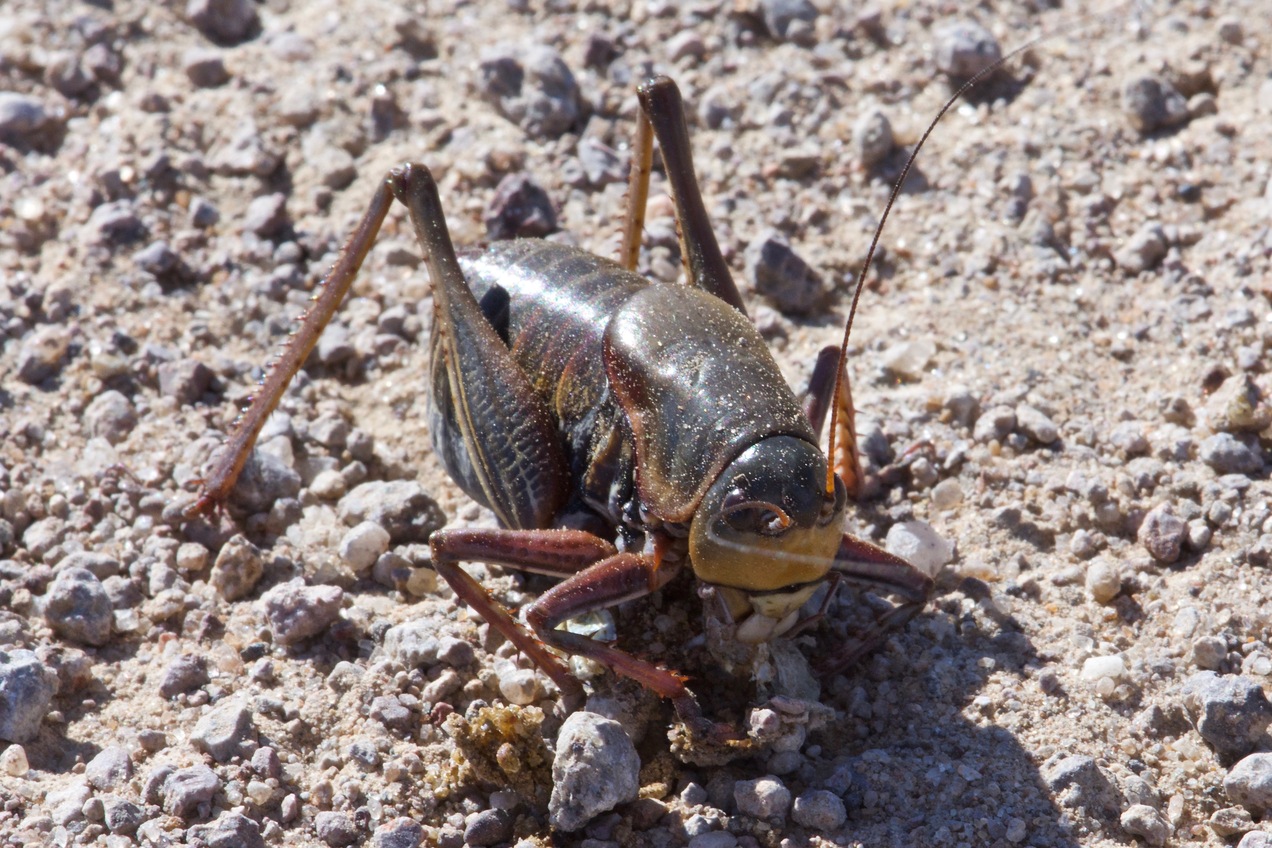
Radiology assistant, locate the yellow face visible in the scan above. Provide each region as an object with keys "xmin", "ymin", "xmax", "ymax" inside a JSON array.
[
  {"xmin": 686, "ymin": 435, "xmax": 844, "ymax": 593},
  {"xmin": 688, "ymin": 508, "xmax": 838, "ymax": 591}
]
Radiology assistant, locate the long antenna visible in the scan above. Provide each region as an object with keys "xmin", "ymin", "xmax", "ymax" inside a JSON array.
[{"xmin": 824, "ymin": 6, "xmax": 1125, "ymax": 497}]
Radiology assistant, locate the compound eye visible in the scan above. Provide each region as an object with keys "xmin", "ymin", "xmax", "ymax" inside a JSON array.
[
  {"xmin": 721, "ymin": 489, "xmax": 791, "ymax": 536},
  {"xmin": 819, "ymin": 475, "xmax": 847, "ymax": 525}
]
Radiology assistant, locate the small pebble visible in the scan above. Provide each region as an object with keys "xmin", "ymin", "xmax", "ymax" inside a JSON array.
[
  {"xmin": 186, "ymin": 811, "xmax": 265, "ymax": 848},
  {"xmin": 885, "ymin": 521, "xmax": 954, "ymax": 576},
  {"xmin": 760, "ymin": 0, "xmax": 818, "ymax": 43},
  {"xmin": 17, "ymin": 326, "xmax": 71, "ymax": 384},
  {"xmin": 163, "ymin": 763, "xmax": 220, "ymax": 817},
  {"xmin": 159, "ymin": 654, "xmax": 209, "ymax": 698},
  {"xmin": 157, "ymin": 358, "xmax": 213, "ymax": 405},
  {"xmin": 102, "ymin": 795, "xmax": 143, "ymax": 835},
  {"xmin": 1084, "ymin": 560, "xmax": 1120, "ymax": 603},
  {"xmin": 1120, "ymin": 804, "xmax": 1171, "ymax": 846},
  {"xmin": 0, "ymin": 743, "xmax": 28, "ymax": 776},
  {"xmin": 339, "ymin": 521, "xmax": 391, "ymax": 572},
  {"xmin": 853, "ymin": 108, "xmax": 894, "ymax": 168},
  {"xmin": 85, "ymin": 746, "xmax": 133, "ymax": 791},
  {"xmin": 1080, "ymin": 655, "xmax": 1126, "ymax": 682},
  {"xmin": 478, "ymin": 45, "xmax": 579, "ymax": 138},
  {"xmin": 688, "ymin": 833, "xmax": 737, "ymax": 848},
  {"xmin": 1225, "ymin": 753, "xmax": 1272, "ymax": 817},
  {"xmin": 1179, "ymin": 672, "xmax": 1272, "ymax": 763},
  {"xmin": 0, "ymin": 649, "xmax": 58, "ymax": 742},
  {"xmin": 315, "ymin": 811, "xmax": 359, "ymax": 847},
  {"xmin": 790, "ymin": 789, "xmax": 847, "ymax": 831},
  {"xmin": 1200, "ymin": 433, "xmax": 1263, "ymax": 475},
  {"xmin": 210, "ymin": 534, "xmax": 264, "ymax": 601},
  {"xmin": 338, "ymin": 481, "xmax": 446, "ymax": 544},
  {"xmin": 1138, "ymin": 503, "xmax": 1187, "ymax": 563},
  {"xmin": 1209, "ymin": 806, "xmax": 1255, "ymax": 838},
  {"xmin": 464, "ymin": 809, "xmax": 514, "ymax": 847},
  {"xmin": 44, "ymin": 567, "xmax": 113, "ymax": 646},
  {"xmin": 930, "ymin": 478, "xmax": 963, "ymax": 510},
  {"xmin": 734, "ymin": 774, "xmax": 792, "ymax": 819},
  {"xmin": 245, "ymin": 193, "xmax": 289, "ymax": 238},
  {"xmin": 549, "ymin": 712, "xmax": 640, "ymax": 832},
  {"xmin": 372, "ymin": 818, "xmax": 424, "ymax": 848},
  {"xmin": 1192, "ymin": 636, "xmax": 1229, "ymax": 671},
  {"xmin": 87, "ymin": 200, "xmax": 146, "ymax": 244},
  {"xmin": 973, "ymin": 405, "xmax": 1016, "ymax": 443},
  {"xmin": 1115, "ymin": 222, "xmax": 1168, "ymax": 273},
  {"xmin": 1122, "ymin": 75, "xmax": 1190, "ymax": 135},
  {"xmin": 182, "ymin": 47, "xmax": 229, "ymax": 87},
  {"xmin": 259, "ymin": 579, "xmax": 344, "ymax": 645},
  {"xmin": 880, "ymin": 339, "xmax": 936, "ymax": 381},
  {"xmin": 1015, "ymin": 404, "xmax": 1059, "ymax": 445},
  {"xmin": 191, "ymin": 697, "xmax": 254, "ymax": 762},
  {"xmin": 745, "ymin": 230, "xmax": 826, "ymax": 315},
  {"xmin": 186, "ymin": 0, "xmax": 259, "ymax": 44},
  {"xmin": 934, "ymin": 21, "xmax": 1002, "ymax": 79},
  {"xmin": 484, "ymin": 171, "xmax": 557, "ymax": 240},
  {"xmin": 85, "ymin": 390, "xmax": 137, "ymax": 444},
  {"xmin": 0, "ymin": 91, "xmax": 52, "ymax": 144}
]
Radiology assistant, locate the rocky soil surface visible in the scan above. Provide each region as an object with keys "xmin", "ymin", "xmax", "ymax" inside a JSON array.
[{"xmin": 2, "ymin": 1, "xmax": 1271, "ymax": 846}]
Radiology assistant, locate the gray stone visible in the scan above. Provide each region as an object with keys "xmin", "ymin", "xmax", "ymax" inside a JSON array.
[
  {"xmin": 372, "ymin": 817, "xmax": 424, "ymax": 848},
  {"xmin": 85, "ymin": 745, "xmax": 133, "ymax": 790},
  {"xmin": 186, "ymin": 0, "xmax": 259, "ymax": 44},
  {"xmin": 1225, "ymin": 753, "xmax": 1272, "ymax": 816},
  {"xmin": 549, "ymin": 712, "xmax": 640, "ymax": 831},
  {"xmin": 0, "ymin": 92, "xmax": 51, "ymax": 144},
  {"xmin": 44, "ymin": 567, "xmax": 113, "ymax": 646},
  {"xmin": 17, "ymin": 326, "xmax": 71, "ymax": 384},
  {"xmin": 227, "ymin": 448, "xmax": 302, "ymax": 514},
  {"xmin": 934, "ymin": 21, "xmax": 1002, "ymax": 79},
  {"xmin": 1016, "ymin": 404, "xmax": 1059, "ymax": 445},
  {"xmin": 760, "ymin": 0, "xmax": 818, "ymax": 43},
  {"xmin": 163, "ymin": 763, "xmax": 219, "ymax": 817},
  {"xmin": 973, "ymin": 405, "xmax": 1017, "ymax": 442},
  {"xmin": 191, "ymin": 697, "xmax": 255, "ymax": 762},
  {"xmin": 853, "ymin": 108, "xmax": 894, "ymax": 168},
  {"xmin": 182, "ymin": 48, "xmax": 229, "ymax": 87},
  {"xmin": 1043, "ymin": 755, "xmax": 1122, "ymax": 818},
  {"xmin": 159, "ymin": 654, "xmax": 209, "ymax": 698},
  {"xmin": 102, "ymin": 795, "xmax": 144, "ymax": 835},
  {"xmin": 790, "ymin": 788, "xmax": 847, "ymax": 830},
  {"xmin": 187, "ymin": 810, "xmax": 266, "ymax": 848},
  {"xmin": 1120, "ymin": 804, "xmax": 1170, "ymax": 846},
  {"xmin": 1123, "ymin": 75, "xmax": 1190, "ymax": 135},
  {"xmin": 1179, "ymin": 672, "xmax": 1272, "ymax": 763},
  {"xmin": 86, "ymin": 200, "xmax": 146, "ymax": 244},
  {"xmin": 745, "ymin": 229, "xmax": 825, "ymax": 315},
  {"xmin": 1200, "ymin": 433, "xmax": 1264, "ymax": 475},
  {"xmin": 1138, "ymin": 502, "xmax": 1187, "ymax": 563},
  {"xmin": 0, "ymin": 648, "xmax": 58, "ymax": 742},
  {"xmin": 245, "ymin": 193, "xmax": 289, "ymax": 238},
  {"xmin": 382, "ymin": 620, "xmax": 440, "ymax": 667},
  {"xmin": 316, "ymin": 811, "xmax": 359, "ymax": 847},
  {"xmin": 338, "ymin": 480, "xmax": 445, "ymax": 544},
  {"xmin": 85, "ymin": 390, "xmax": 137, "ymax": 444},
  {"xmin": 1115, "ymin": 222, "xmax": 1168, "ymax": 274},
  {"xmin": 478, "ymin": 45, "xmax": 579, "ymax": 138},
  {"xmin": 735, "ymin": 774, "xmax": 792, "ymax": 819},
  {"xmin": 210, "ymin": 534, "xmax": 264, "ymax": 601},
  {"xmin": 464, "ymin": 809, "xmax": 513, "ymax": 847},
  {"xmin": 484, "ymin": 172, "xmax": 557, "ymax": 240},
  {"xmin": 260, "ymin": 579, "xmax": 343, "ymax": 645},
  {"xmin": 158, "ymin": 358, "xmax": 213, "ymax": 405}
]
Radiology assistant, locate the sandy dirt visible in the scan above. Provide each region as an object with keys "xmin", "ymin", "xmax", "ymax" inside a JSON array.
[{"xmin": 1, "ymin": 1, "xmax": 1270, "ymax": 846}]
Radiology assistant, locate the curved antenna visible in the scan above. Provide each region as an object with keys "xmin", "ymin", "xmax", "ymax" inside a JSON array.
[{"xmin": 823, "ymin": 5, "xmax": 1131, "ymax": 497}]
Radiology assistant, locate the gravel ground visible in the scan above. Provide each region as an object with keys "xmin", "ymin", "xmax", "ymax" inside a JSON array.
[{"xmin": 2, "ymin": 1, "xmax": 1271, "ymax": 847}]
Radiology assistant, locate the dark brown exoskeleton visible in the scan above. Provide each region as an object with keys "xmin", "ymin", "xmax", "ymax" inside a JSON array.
[{"xmin": 186, "ymin": 60, "xmax": 1030, "ymax": 737}]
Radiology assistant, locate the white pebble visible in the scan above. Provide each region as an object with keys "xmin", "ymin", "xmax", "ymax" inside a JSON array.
[
  {"xmin": 499, "ymin": 667, "xmax": 541, "ymax": 706},
  {"xmin": 885, "ymin": 521, "xmax": 954, "ymax": 576},
  {"xmin": 880, "ymin": 339, "xmax": 936, "ymax": 381},
  {"xmin": 930, "ymin": 478, "xmax": 963, "ymax": 510},
  {"xmin": 0, "ymin": 744, "xmax": 28, "ymax": 776},
  {"xmin": 339, "ymin": 521, "xmax": 390, "ymax": 572},
  {"xmin": 1081, "ymin": 655, "xmax": 1126, "ymax": 682},
  {"xmin": 1084, "ymin": 560, "xmax": 1121, "ymax": 604}
]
